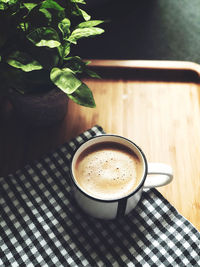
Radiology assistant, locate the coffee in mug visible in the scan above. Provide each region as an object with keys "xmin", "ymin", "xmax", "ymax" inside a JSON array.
[
  {"xmin": 70, "ymin": 134, "xmax": 173, "ymax": 219},
  {"xmin": 74, "ymin": 142, "xmax": 143, "ymax": 200}
]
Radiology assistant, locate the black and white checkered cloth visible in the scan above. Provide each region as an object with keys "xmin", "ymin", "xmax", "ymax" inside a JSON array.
[{"xmin": 0, "ymin": 125, "xmax": 200, "ymax": 267}]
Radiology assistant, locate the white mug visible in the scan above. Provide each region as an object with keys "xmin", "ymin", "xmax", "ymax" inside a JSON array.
[{"xmin": 70, "ymin": 135, "xmax": 173, "ymax": 220}]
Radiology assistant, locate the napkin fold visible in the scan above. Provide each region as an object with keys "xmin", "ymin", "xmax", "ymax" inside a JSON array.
[{"xmin": 0, "ymin": 125, "xmax": 199, "ymax": 267}]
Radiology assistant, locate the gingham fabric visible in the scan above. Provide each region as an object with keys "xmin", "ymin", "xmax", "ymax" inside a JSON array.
[{"xmin": 0, "ymin": 125, "xmax": 200, "ymax": 267}]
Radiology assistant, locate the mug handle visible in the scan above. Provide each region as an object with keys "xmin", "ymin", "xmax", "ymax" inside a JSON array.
[{"xmin": 143, "ymin": 163, "xmax": 173, "ymax": 188}]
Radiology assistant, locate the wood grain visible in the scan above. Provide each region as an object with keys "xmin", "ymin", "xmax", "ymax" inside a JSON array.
[{"xmin": 1, "ymin": 60, "xmax": 200, "ymax": 231}]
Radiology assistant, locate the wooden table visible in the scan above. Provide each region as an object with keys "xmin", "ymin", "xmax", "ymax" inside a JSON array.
[{"xmin": 1, "ymin": 60, "xmax": 200, "ymax": 231}]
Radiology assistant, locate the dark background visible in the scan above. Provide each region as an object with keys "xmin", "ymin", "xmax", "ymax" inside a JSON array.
[{"xmin": 73, "ymin": 0, "xmax": 200, "ymax": 63}]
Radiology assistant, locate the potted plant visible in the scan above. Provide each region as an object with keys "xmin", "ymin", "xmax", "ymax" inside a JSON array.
[{"xmin": 0, "ymin": 0, "xmax": 104, "ymax": 126}]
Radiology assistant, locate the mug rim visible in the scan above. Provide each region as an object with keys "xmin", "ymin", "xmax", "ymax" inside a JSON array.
[{"xmin": 70, "ymin": 134, "xmax": 148, "ymax": 203}]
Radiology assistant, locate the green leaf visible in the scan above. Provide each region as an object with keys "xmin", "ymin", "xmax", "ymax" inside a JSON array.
[
  {"xmin": 27, "ymin": 27, "xmax": 61, "ymax": 48},
  {"xmin": 6, "ymin": 51, "xmax": 43, "ymax": 72},
  {"xmin": 0, "ymin": 0, "xmax": 18, "ymax": 9},
  {"xmin": 0, "ymin": 4, "xmax": 5, "ymax": 10},
  {"xmin": 23, "ymin": 3, "xmax": 37, "ymax": 11},
  {"xmin": 63, "ymin": 56, "xmax": 85, "ymax": 74},
  {"xmin": 77, "ymin": 20, "xmax": 104, "ymax": 28},
  {"xmin": 68, "ymin": 27, "xmax": 104, "ymax": 44},
  {"xmin": 63, "ymin": 57, "xmax": 101, "ymax": 79},
  {"xmin": 39, "ymin": 8, "xmax": 52, "ymax": 23},
  {"xmin": 41, "ymin": 0, "xmax": 64, "ymax": 11},
  {"xmin": 85, "ymin": 69, "xmax": 101, "ymax": 79},
  {"xmin": 72, "ymin": 3, "xmax": 90, "ymax": 21},
  {"xmin": 23, "ymin": 0, "xmax": 64, "ymax": 26},
  {"xmin": 0, "ymin": 0, "xmax": 10, "ymax": 3},
  {"xmin": 50, "ymin": 67, "xmax": 82, "ymax": 94},
  {"xmin": 24, "ymin": 5, "xmax": 53, "ymax": 27},
  {"xmin": 70, "ymin": 0, "xmax": 86, "ymax": 4},
  {"xmin": 78, "ymin": 8, "xmax": 90, "ymax": 21},
  {"xmin": 58, "ymin": 42, "xmax": 70, "ymax": 58},
  {"xmin": 58, "ymin": 18, "xmax": 70, "ymax": 38},
  {"xmin": 68, "ymin": 82, "xmax": 96, "ymax": 107}
]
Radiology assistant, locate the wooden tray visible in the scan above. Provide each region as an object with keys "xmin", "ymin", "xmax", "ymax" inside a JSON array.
[{"xmin": 1, "ymin": 60, "xmax": 200, "ymax": 231}]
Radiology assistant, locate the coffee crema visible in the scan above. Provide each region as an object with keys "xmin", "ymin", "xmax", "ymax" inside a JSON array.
[{"xmin": 74, "ymin": 142, "xmax": 143, "ymax": 200}]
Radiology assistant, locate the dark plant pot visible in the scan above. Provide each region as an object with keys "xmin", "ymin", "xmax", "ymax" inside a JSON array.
[{"xmin": 9, "ymin": 89, "xmax": 68, "ymax": 127}]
